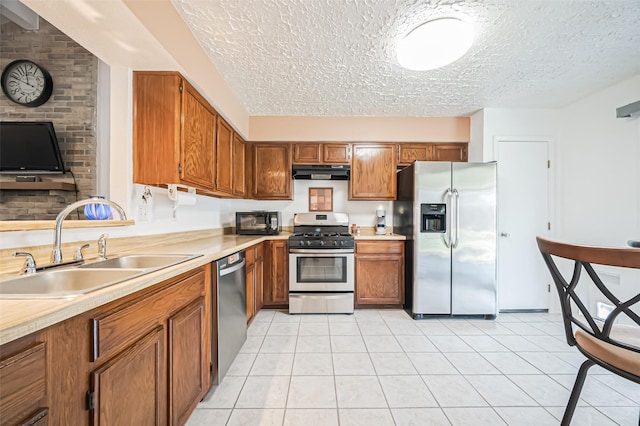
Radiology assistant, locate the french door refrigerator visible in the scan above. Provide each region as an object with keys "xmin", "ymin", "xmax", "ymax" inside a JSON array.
[{"xmin": 394, "ymin": 161, "xmax": 497, "ymax": 318}]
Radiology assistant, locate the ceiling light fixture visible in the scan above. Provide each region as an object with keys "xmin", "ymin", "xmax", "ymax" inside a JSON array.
[{"xmin": 397, "ymin": 17, "xmax": 474, "ymax": 71}]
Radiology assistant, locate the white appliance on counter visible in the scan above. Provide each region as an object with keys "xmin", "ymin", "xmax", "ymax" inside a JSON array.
[
  {"xmin": 394, "ymin": 161, "xmax": 497, "ymax": 319},
  {"xmin": 288, "ymin": 213, "xmax": 355, "ymax": 314}
]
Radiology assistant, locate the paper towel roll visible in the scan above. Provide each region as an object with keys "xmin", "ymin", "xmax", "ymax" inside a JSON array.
[{"xmin": 174, "ymin": 191, "xmax": 196, "ymax": 206}]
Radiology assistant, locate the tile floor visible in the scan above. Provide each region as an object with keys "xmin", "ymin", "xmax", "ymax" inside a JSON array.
[{"xmin": 187, "ymin": 310, "xmax": 639, "ymax": 426}]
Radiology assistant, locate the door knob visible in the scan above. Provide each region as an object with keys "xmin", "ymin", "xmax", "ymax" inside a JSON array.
[{"xmin": 500, "ymin": 232, "xmax": 510, "ymax": 237}]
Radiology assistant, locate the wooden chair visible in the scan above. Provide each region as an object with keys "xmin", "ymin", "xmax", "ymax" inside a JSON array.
[{"xmin": 536, "ymin": 237, "xmax": 640, "ymax": 425}]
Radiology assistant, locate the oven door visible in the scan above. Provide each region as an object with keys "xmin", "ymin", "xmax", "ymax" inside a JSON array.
[{"xmin": 289, "ymin": 248, "xmax": 354, "ymax": 292}]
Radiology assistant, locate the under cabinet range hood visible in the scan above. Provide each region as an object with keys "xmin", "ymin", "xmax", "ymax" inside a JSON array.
[{"xmin": 292, "ymin": 164, "xmax": 350, "ymax": 180}]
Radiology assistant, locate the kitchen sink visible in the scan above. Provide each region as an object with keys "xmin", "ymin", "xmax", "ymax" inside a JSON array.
[
  {"xmin": 80, "ymin": 254, "xmax": 201, "ymax": 270},
  {"xmin": 0, "ymin": 268, "xmax": 146, "ymax": 299}
]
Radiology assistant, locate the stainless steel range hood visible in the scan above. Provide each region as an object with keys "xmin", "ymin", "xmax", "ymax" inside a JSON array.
[{"xmin": 292, "ymin": 164, "xmax": 350, "ymax": 180}]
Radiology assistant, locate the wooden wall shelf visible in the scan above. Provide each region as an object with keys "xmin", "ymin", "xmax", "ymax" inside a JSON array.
[{"xmin": 0, "ymin": 181, "xmax": 76, "ymax": 191}]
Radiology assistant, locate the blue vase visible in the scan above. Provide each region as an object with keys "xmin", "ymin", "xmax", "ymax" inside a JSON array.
[{"xmin": 84, "ymin": 196, "xmax": 113, "ymax": 220}]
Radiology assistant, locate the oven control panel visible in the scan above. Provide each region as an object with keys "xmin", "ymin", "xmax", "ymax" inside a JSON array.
[{"xmin": 289, "ymin": 238, "xmax": 354, "ymax": 249}]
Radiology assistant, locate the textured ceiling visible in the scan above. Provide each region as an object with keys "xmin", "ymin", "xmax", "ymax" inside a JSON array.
[{"xmin": 171, "ymin": 0, "xmax": 640, "ymax": 117}]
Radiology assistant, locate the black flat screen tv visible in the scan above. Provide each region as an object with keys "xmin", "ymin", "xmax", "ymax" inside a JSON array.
[{"xmin": 0, "ymin": 121, "xmax": 65, "ymax": 174}]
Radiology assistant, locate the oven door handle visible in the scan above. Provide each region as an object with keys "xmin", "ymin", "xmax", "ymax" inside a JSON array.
[{"xmin": 289, "ymin": 248, "xmax": 354, "ymax": 254}]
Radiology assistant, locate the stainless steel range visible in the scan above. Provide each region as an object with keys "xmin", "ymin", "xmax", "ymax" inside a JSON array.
[{"xmin": 289, "ymin": 212, "xmax": 355, "ymax": 314}]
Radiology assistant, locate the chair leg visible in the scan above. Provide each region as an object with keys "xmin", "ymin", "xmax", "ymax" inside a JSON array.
[{"xmin": 561, "ymin": 359, "xmax": 595, "ymax": 426}]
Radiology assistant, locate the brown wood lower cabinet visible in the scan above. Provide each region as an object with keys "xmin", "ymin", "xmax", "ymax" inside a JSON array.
[
  {"xmin": 0, "ymin": 339, "xmax": 48, "ymax": 425},
  {"xmin": 355, "ymin": 240, "xmax": 405, "ymax": 306},
  {"xmin": 168, "ymin": 298, "xmax": 207, "ymax": 426},
  {"xmin": 0, "ymin": 265, "xmax": 211, "ymax": 426},
  {"xmin": 90, "ymin": 327, "xmax": 165, "ymax": 426},
  {"xmin": 263, "ymin": 240, "xmax": 288, "ymax": 307},
  {"xmin": 245, "ymin": 243, "xmax": 264, "ymax": 324}
]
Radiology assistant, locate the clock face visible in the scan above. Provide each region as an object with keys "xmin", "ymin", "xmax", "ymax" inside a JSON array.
[{"xmin": 1, "ymin": 60, "xmax": 53, "ymax": 107}]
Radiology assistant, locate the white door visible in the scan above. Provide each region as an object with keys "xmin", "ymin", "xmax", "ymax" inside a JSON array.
[{"xmin": 497, "ymin": 140, "xmax": 551, "ymax": 311}]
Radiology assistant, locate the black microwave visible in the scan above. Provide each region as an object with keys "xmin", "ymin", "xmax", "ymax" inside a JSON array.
[{"xmin": 236, "ymin": 211, "xmax": 281, "ymax": 235}]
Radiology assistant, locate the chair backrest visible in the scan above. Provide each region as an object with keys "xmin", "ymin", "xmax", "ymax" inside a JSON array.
[{"xmin": 536, "ymin": 237, "xmax": 640, "ymax": 353}]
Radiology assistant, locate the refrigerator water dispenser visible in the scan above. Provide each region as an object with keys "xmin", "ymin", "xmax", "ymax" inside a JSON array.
[{"xmin": 421, "ymin": 203, "xmax": 446, "ymax": 233}]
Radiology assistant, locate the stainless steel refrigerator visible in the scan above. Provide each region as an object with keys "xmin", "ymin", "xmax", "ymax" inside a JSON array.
[{"xmin": 394, "ymin": 161, "xmax": 497, "ymax": 318}]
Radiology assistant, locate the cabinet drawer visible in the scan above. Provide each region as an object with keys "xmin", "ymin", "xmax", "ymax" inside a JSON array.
[
  {"xmin": 356, "ymin": 241, "xmax": 403, "ymax": 255},
  {"xmin": 92, "ymin": 269, "xmax": 205, "ymax": 362},
  {"xmin": 0, "ymin": 342, "xmax": 47, "ymax": 425}
]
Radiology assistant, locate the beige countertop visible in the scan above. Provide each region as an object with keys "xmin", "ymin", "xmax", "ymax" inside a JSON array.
[
  {"xmin": 0, "ymin": 228, "xmax": 404, "ymax": 345},
  {"xmin": 0, "ymin": 231, "xmax": 289, "ymax": 345},
  {"xmin": 352, "ymin": 227, "xmax": 406, "ymax": 240}
]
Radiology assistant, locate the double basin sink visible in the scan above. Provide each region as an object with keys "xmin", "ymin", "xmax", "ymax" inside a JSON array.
[{"xmin": 0, "ymin": 254, "xmax": 202, "ymax": 299}]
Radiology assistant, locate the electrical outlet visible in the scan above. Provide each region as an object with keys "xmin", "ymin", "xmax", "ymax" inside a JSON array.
[{"xmin": 138, "ymin": 204, "xmax": 149, "ymax": 222}]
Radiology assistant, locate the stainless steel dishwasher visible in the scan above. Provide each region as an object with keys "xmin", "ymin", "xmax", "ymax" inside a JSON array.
[{"xmin": 214, "ymin": 251, "xmax": 246, "ymax": 385}]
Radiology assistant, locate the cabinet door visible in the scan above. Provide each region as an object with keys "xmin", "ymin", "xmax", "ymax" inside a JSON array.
[
  {"xmin": 432, "ymin": 143, "xmax": 468, "ymax": 162},
  {"xmin": 133, "ymin": 72, "xmax": 184, "ymax": 185},
  {"xmin": 398, "ymin": 143, "xmax": 432, "ymax": 166},
  {"xmin": 263, "ymin": 240, "xmax": 288, "ymax": 306},
  {"xmin": 322, "ymin": 143, "xmax": 351, "ymax": 164},
  {"xmin": 233, "ymin": 134, "xmax": 246, "ymax": 197},
  {"xmin": 254, "ymin": 256, "xmax": 264, "ymax": 314},
  {"xmin": 245, "ymin": 246, "xmax": 256, "ymax": 324},
  {"xmin": 181, "ymin": 83, "xmax": 216, "ymax": 189},
  {"xmin": 0, "ymin": 342, "xmax": 48, "ymax": 426},
  {"xmin": 355, "ymin": 241, "xmax": 404, "ymax": 305},
  {"xmin": 90, "ymin": 327, "xmax": 165, "ymax": 426},
  {"xmin": 292, "ymin": 143, "xmax": 321, "ymax": 164},
  {"xmin": 168, "ymin": 298, "xmax": 208, "ymax": 426},
  {"xmin": 254, "ymin": 242, "xmax": 264, "ymax": 315},
  {"xmin": 349, "ymin": 144, "xmax": 397, "ymax": 200},
  {"xmin": 252, "ymin": 143, "xmax": 292, "ymax": 200},
  {"xmin": 215, "ymin": 117, "xmax": 234, "ymax": 194},
  {"xmin": 355, "ymin": 255, "xmax": 404, "ymax": 305}
]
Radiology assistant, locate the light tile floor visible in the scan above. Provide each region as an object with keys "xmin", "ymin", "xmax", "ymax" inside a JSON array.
[{"xmin": 187, "ymin": 310, "xmax": 639, "ymax": 426}]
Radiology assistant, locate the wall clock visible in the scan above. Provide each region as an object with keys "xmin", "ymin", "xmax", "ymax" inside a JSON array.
[{"xmin": 1, "ymin": 59, "xmax": 53, "ymax": 107}]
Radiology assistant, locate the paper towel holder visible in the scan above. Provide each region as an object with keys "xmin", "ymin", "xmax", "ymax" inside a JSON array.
[{"xmin": 167, "ymin": 184, "xmax": 196, "ymax": 216}]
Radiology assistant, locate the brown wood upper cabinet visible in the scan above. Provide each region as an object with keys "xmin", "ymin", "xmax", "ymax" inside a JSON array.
[
  {"xmin": 292, "ymin": 143, "xmax": 351, "ymax": 164},
  {"xmin": 397, "ymin": 143, "xmax": 433, "ymax": 166},
  {"xmin": 349, "ymin": 144, "xmax": 397, "ymax": 200},
  {"xmin": 251, "ymin": 143, "xmax": 292, "ymax": 200},
  {"xmin": 133, "ymin": 72, "xmax": 216, "ymax": 192},
  {"xmin": 432, "ymin": 143, "xmax": 468, "ymax": 162},
  {"xmin": 215, "ymin": 116, "xmax": 234, "ymax": 195},
  {"xmin": 133, "ymin": 71, "xmax": 247, "ymax": 198},
  {"xmin": 233, "ymin": 133, "xmax": 247, "ymax": 197},
  {"xmin": 397, "ymin": 143, "xmax": 468, "ymax": 166}
]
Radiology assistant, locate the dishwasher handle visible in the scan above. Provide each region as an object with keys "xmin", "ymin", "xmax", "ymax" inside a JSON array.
[{"xmin": 219, "ymin": 258, "xmax": 246, "ymax": 277}]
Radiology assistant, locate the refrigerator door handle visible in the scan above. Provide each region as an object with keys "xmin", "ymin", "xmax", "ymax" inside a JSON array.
[
  {"xmin": 443, "ymin": 188, "xmax": 453, "ymax": 248},
  {"xmin": 452, "ymin": 189, "xmax": 460, "ymax": 249}
]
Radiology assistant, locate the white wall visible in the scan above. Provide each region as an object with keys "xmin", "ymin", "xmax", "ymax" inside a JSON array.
[
  {"xmin": 557, "ymin": 75, "xmax": 640, "ymax": 246},
  {"xmin": 556, "ymin": 75, "xmax": 640, "ymax": 323},
  {"xmin": 480, "ymin": 108, "xmax": 559, "ymax": 161},
  {"xmin": 132, "ymin": 180, "xmax": 393, "ymax": 232},
  {"xmin": 469, "ymin": 109, "xmax": 484, "ymax": 162}
]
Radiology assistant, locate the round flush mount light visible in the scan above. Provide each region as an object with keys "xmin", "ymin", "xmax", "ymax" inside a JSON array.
[{"xmin": 397, "ymin": 17, "xmax": 474, "ymax": 71}]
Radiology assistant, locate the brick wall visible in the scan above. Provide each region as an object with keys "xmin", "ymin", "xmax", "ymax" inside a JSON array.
[{"xmin": 0, "ymin": 18, "xmax": 98, "ymax": 220}]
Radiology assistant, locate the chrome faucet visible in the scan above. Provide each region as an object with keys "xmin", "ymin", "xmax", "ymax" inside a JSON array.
[
  {"xmin": 51, "ymin": 197, "xmax": 127, "ymax": 264},
  {"xmin": 97, "ymin": 234, "xmax": 109, "ymax": 260},
  {"xmin": 14, "ymin": 252, "xmax": 37, "ymax": 274}
]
